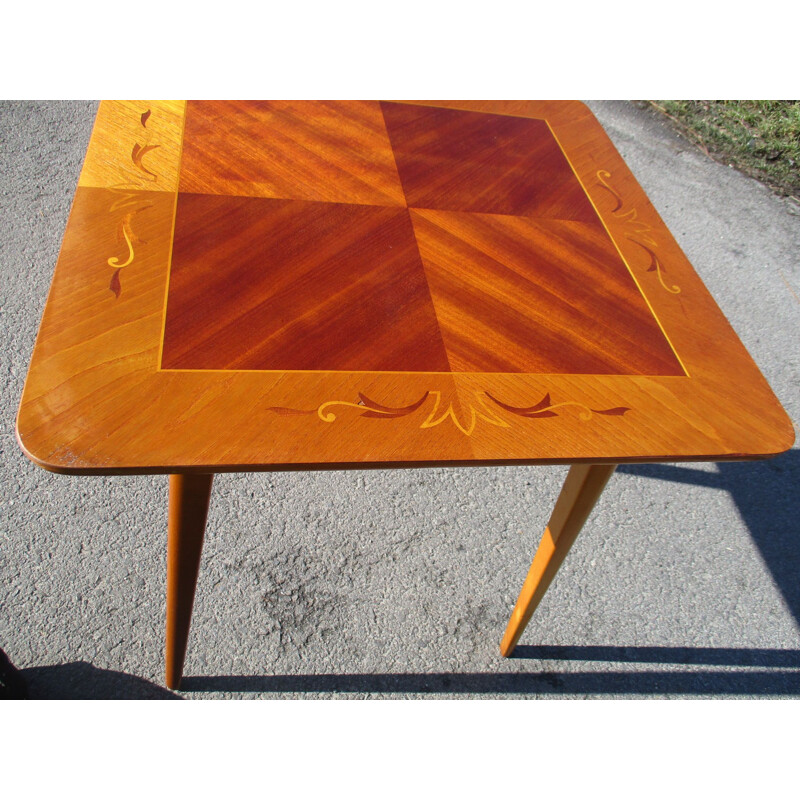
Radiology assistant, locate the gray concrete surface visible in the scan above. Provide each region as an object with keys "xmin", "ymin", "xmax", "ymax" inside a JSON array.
[{"xmin": 1, "ymin": 100, "xmax": 798, "ymax": 699}]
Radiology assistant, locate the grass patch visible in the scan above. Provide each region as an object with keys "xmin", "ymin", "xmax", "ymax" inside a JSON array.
[{"xmin": 647, "ymin": 101, "xmax": 800, "ymax": 198}]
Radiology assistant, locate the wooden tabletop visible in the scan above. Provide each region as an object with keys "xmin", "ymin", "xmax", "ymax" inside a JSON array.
[{"xmin": 16, "ymin": 101, "xmax": 794, "ymax": 473}]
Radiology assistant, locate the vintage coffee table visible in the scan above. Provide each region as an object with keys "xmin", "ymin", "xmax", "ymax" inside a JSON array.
[{"xmin": 16, "ymin": 101, "xmax": 793, "ymax": 689}]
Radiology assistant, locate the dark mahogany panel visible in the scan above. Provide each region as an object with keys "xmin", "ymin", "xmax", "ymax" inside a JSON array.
[
  {"xmin": 179, "ymin": 100, "xmax": 406, "ymax": 207},
  {"xmin": 411, "ymin": 209, "xmax": 685, "ymax": 375},
  {"xmin": 166, "ymin": 102, "xmax": 682, "ymax": 377},
  {"xmin": 380, "ymin": 102, "xmax": 598, "ymax": 222},
  {"xmin": 162, "ymin": 195, "xmax": 451, "ymax": 372}
]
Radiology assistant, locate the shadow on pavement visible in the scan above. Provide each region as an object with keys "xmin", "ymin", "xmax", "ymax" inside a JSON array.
[
  {"xmin": 617, "ymin": 449, "xmax": 800, "ymax": 627},
  {"xmin": 19, "ymin": 661, "xmax": 181, "ymax": 699},
  {"xmin": 513, "ymin": 644, "xmax": 800, "ymax": 667},
  {"xmin": 14, "ymin": 656, "xmax": 799, "ymax": 698},
  {"xmin": 181, "ymin": 662, "xmax": 800, "ymax": 696}
]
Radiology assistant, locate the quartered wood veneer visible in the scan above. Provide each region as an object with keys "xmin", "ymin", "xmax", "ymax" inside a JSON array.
[
  {"xmin": 16, "ymin": 101, "xmax": 795, "ymax": 688},
  {"xmin": 17, "ymin": 100, "xmax": 792, "ymax": 472}
]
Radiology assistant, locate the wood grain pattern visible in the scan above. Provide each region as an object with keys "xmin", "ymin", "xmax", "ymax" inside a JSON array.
[
  {"xmin": 78, "ymin": 100, "xmax": 185, "ymax": 192},
  {"xmin": 16, "ymin": 101, "xmax": 794, "ymax": 474},
  {"xmin": 179, "ymin": 100, "xmax": 406, "ymax": 206},
  {"xmin": 161, "ymin": 195, "xmax": 450, "ymax": 371},
  {"xmin": 410, "ymin": 209, "xmax": 684, "ymax": 375},
  {"xmin": 381, "ymin": 101, "xmax": 596, "ymax": 221}
]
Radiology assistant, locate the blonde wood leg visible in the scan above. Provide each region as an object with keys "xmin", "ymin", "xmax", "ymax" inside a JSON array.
[
  {"xmin": 500, "ymin": 464, "xmax": 617, "ymax": 657},
  {"xmin": 165, "ymin": 473, "xmax": 214, "ymax": 689}
]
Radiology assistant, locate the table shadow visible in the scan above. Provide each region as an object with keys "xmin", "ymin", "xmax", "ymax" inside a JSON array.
[
  {"xmin": 18, "ymin": 661, "xmax": 181, "ymax": 700},
  {"xmin": 181, "ymin": 658, "xmax": 800, "ymax": 696},
  {"xmin": 13, "ymin": 650, "xmax": 800, "ymax": 698},
  {"xmin": 180, "ymin": 646, "xmax": 800, "ymax": 697},
  {"xmin": 616, "ymin": 449, "xmax": 800, "ymax": 627},
  {"xmin": 512, "ymin": 644, "xmax": 800, "ymax": 667}
]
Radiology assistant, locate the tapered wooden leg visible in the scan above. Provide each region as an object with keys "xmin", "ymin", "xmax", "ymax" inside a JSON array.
[
  {"xmin": 500, "ymin": 464, "xmax": 617, "ymax": 657},
  {"xmin": 165, "ymin": 473, "xmax": 214, "ymax": 689}
]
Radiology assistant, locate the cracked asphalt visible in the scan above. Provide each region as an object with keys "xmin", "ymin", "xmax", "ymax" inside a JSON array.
[{"xmin": 1, "ymin": 100, "xmax": 798, "ymax": 699}]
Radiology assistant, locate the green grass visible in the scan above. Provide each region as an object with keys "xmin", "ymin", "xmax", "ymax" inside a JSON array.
[{"xmin": 647, "ymin": 101, "xmax": 800, "ymax": 198}]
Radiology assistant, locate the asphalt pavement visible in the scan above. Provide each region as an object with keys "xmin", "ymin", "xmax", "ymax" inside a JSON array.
[{"xmin": 1, "ymin": 100, "xmax": 798, "ymax": 699}]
